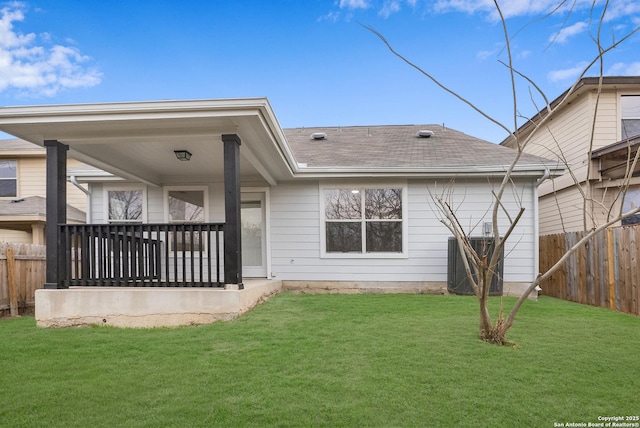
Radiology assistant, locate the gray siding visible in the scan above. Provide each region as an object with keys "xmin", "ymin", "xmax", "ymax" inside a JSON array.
[
  {"xmin": 87, "ymin": 177, "xmax": 538, "ymax": 283},
  {"xmin": 270, "ymin": 178, "xmax": 536, "ymax": 283}
]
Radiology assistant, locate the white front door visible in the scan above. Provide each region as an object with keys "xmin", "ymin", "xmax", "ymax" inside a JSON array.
[{"xmin": 241, "ymin": 192, "xmax": 267, "ymax": 278}]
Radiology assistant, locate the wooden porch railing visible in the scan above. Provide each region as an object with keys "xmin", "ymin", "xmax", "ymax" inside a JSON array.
[{"xmin": 60, "ymin": 223, "xmax": 224, "ymax": 287}]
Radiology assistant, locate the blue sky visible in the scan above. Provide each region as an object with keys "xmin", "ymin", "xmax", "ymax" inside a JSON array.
[{"xmin": 0, "ymin": 0, "xmax": 639, "ymax": 143}]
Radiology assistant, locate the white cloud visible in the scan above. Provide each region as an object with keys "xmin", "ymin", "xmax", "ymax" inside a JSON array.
[
  {"xmin": 547, "ymin": 62, "xmax": 589, "ymax": 83},
  {"xmin": 476, "ymin": 49, "xmax": 497, "ymax": 60},
  {"xmin": 379, "ymin": 0, "xmax": 401, "ymax": 18},
  {"xmin": 331, "ymin": 0, "xmax": 419, "ymax": 19},
  {"xmin": 607, "ymin": 62, "xmax": 640, "ymax": 76},
  {"xmin": 602, "ymin": 0, "xmax": 640, "ymax": 22},
  {"xmin": 318, "ymin": 11, "xmax": 341, "ymax": 22},
  {"xmin": 549, "ymin": 21, "xmax": 588, "ymax": 44},
  {"xmin": 339, "ymin": 0, "xmax": 370, "ymax": 10},
  {"xmin": 0, "ymin": 2, "xmax": 101, "ymax": 97},
  {"xmin": 434, "ymin": 0, "xmax": 604, "ymax": 21},
  {"xmin": 517, "ymin": 50, "xmax": 532, "ymax": 59}
]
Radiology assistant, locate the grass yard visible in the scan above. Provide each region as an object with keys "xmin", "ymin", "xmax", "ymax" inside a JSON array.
[{"xmin": 1, "ymin": 293, "xmax": 639, "ymax": 427}]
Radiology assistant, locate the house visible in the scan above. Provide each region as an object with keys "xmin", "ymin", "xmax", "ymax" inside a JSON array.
[
  {"xmin": 501, "ymin": 76, "xmax": 640, "ymax": 235},
  {"xmin": 0, "ymin": 98, "xmax": 559, "ymax": 327},
  {"xmin": 0, "ymin": 138, "xmax": 90, "ymax": 244}
]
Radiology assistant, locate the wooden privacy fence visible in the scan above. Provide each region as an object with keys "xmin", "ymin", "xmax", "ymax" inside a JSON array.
[
  {"xmin": 539, "ymin": 226, "xmax": 640, "ymax": 316},
  {"xmin": 0, "ymin": 243, "xmax": 46, "ymax": 317}
]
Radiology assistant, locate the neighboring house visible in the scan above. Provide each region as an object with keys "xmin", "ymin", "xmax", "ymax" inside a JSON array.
[
  {"xmin": 0, "ymin": 139, "xmax": 89, "ymax": 243},
  {"xmin": 501, "ymin": 76, "xmax": 640, "ymax": 235},
  {"xmin": 0, "ymin": 99, "xmax": 559, "ymax": 326}
]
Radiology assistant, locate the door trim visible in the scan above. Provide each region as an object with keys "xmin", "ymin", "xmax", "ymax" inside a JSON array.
[{"xmin": 241, "ymin": 187, "xmax": 271, "ymax": 278}]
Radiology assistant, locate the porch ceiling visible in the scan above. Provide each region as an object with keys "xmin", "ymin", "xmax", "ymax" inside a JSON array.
[
  {"xmin": 592, "ymin": 135, "xmax": 640, "ymax": 180},
  {"xmin": 0, "ymin": 98, "xmax": 296, "ymax": 186}
]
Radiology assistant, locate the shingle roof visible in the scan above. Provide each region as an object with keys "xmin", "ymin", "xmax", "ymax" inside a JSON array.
[
  {"xmin": 0, "ymin": 196, "xmax": 85, "ymax": 222},
  {"xmin": 0, "ymin": 138, "xmax": 43, "ymax": 152},
  {"xmin": 283, "ymin": 124, "xmax": 555, "ymax": 171}
]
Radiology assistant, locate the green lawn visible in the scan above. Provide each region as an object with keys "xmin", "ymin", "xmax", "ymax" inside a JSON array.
[{"xmin": 1, "ymin": 293, "xmax": 638, "ymax": 427}]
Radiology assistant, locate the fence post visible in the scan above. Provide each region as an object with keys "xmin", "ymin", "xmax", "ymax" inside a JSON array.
[
  {"xmin": 607, "ymin": 227, "xmax": 615, "ymax": 310},
  {"xmin": 6, "ymin": 246, "xmax": 18, "ymax": 317}
]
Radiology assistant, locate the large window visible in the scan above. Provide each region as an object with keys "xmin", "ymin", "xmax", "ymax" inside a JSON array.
[
  {"xmin": 0, "ymin": 160, "xmax": 17, "ymax": 198},
  {"xmin": 107, "ymin": 189, "xmax": 144, "ymax": 223},
  {"xmin": 323, "ymin": 186, "xmax": 405, "ymax": 256},
  {"xmin": 621, "ymin": 95, "xmax": 640, "ymax": 139}
]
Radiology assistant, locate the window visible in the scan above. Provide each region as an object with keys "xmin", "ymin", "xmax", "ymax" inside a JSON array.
[
  {"xmin": 107, "ymin": 189, "xmax": 144, "ymax": 223},
  {"xmin": 0, "ymin": 160, "xmax": 17, "ymax": 198},
  {"xmin": 168, "ymin": 190, "xmax": 205, "ymax": 223},
  {"xmin": 166, "ymin": 188, "xmax": 207, "ymax": 252},
  {"xmin": 622, "ymin": 187, "xmax": 640, "ymax": 226},
  {"xmin": 323, "ymin": 186, "xmax": 405, "ymax": 256},
  {"xmin": 621, "ymin": 95, "xmax": 640, "ymax": 139}
]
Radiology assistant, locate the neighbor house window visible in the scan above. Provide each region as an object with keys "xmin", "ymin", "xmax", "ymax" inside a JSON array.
[
  {"xmin": 166, "ymin": 187, "xmax": 207, "ymax": 252},
  {"xmin": 322, "ymin": 186, "xmax": 405, "ymax": 256},
  {"xmin": 0, "ymin": 160, "xmax": 17, "ymax": 198},
  {"xmin": 622, "ymin": 187, "xmax": 640, "ymax": 226},
  {"xmin": 107, "ymin": 189, "xmax": 144, "ymax": 223},
  {"xmin": 621, "ymin": 95, "xmax": 640, "ymax": 139}
]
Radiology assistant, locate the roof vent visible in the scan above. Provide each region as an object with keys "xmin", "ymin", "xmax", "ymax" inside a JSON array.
[
  {"xmin": 311, "ymin": 132, "xmax": 327, "ymax": 140},
  {"xmin": 417, "ymin": 130, "xmax": 434, "ymax": 138}
]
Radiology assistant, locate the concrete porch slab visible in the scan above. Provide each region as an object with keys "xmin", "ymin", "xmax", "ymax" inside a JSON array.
[{"xmin": 35, "ymin": 279, "xmax": 282, "ymax": 328}]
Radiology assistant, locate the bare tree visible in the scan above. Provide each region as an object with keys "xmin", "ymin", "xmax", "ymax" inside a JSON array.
[
  {"xmin": 108, "ymin": 190, "xmax": 143, "ymax": 222},
  {"xmin": 364, "ymin": 1, "xmax": 640, "ymax": 345}
]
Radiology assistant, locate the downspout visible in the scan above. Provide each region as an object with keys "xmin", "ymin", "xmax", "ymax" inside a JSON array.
[
  {"xmin": 69, "ymin": 176, "xmax": 91, "ymax": 223},
  {"xmin": 533, "ymin": 167, "xmax": 550, "ymax": 287}
]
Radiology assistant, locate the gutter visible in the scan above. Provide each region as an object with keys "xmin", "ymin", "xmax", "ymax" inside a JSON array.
[
  {"xmin": 536, "ymin": 167, "xmax": 550, "ymax": 187},
  {"xmin": 290, "ymin": 165, "xmax": 556, "ymax": 179},
  {"xmin": 69, "ymin": 176, "xmax": 90, "ymax": 195},
  {"xmin": 69, "ymin": 176, "xmax": 91, "ymax": 223}
]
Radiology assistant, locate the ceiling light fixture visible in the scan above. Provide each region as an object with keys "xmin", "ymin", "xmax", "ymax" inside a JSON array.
[{"xmin": 174, "ymin": 150, "xmax": 192, "ymax": 161}]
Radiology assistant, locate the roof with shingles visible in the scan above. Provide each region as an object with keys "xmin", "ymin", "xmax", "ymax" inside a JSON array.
[
  {"xmin": 284, "ymin": 124, "xmax": 556, "ymax": 170},
  {"xmin": 0, "ymin": 196, "xmax": 85, "ymax": 222},
  {"xmin": 0, "ymin": 138, "xmax": 43, "ymax": 152}
]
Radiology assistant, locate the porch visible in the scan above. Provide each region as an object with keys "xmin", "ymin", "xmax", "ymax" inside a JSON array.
[
  {"xmin": 61, "ymin": 222, "xmax": 226, "ymax": 287},
  {"xmin": 35, "ymin": 279, "xmax": 282, "ymax": 327}
]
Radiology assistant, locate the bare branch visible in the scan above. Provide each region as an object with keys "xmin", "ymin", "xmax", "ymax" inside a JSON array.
[{"xmin": 360, "ymin": 23, "xmax": 512, "ymax": 137}]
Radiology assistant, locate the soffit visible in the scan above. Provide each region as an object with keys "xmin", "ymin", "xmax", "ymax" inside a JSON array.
[{"xmin": 0, "ymin": 99, "xmax": 295, "ymax": 186}]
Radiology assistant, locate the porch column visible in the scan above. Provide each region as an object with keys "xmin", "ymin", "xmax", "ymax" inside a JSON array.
[
  {"xmin": 44, "ymin": 140, "xmax": 68, "ymax": 289},
  {"xmin": 222, "ymin": 134, "xmax": 243, "ymax": 289}
]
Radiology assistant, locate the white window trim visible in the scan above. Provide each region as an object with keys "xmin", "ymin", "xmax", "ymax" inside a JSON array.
[
  {"xmin": 319, "ymin": 182, "xmax": 408, "ymax": 259},
  {"xmin": 0, "ymin": 159, "xmax": 18, "ymax": 199},
  {"xmin": 620, "ymin": 93, "xmax": 640, "ymax": 140},
  {"xmin": 163, "ymin": 185, "xmax": 209, "ymax": 223},
  {"xmin": 103, "ymin": 184, "xmax": 147, "ymax": 223},
  {"xmin": 163, "ymin": 186, "xmax": 210, "ymax": 256}
]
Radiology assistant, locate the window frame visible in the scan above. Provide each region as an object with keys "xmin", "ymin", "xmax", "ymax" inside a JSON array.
[
  {"xmin": 0, "ymin": 159, "xmax": 18, "ymax": 199},
  {"xmin": 163, "ymin": 186, "xmax": 209, "ymax": 254},
  {"xmin": 620, "ymin": 94, "xmax": 640, "ymax": 140},
  {"xmin": 320, "ymin": 182, "xmax": 408, "ymax": 259},
  {"xmin": 103, "ymin": 184, "xmax": 147, "ymax": 224}
]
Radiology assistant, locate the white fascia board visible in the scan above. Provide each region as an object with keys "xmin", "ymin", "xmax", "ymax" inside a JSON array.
[
  {"xmin": 255, "ymin": 102, "xmax": 298, "ymax": 178},
  {"xmin": 290, "ymin": 165, "xmax": 558, "ymax": 179},
  {"xmin": 0, "ymin": 97, "xmax": 274, "ymax": 119}
]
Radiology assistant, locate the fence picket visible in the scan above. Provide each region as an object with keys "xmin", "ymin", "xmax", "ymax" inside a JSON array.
[
  {"xmin": 539, "ymin": 226, "xmax": 640, "ymax": 316},
  {"xmin": 0, "ymin": 243, "xmax": 46, "ymax": 316}
]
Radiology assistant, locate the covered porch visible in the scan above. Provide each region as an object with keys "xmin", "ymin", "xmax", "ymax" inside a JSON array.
[{"xmin": 0, "ymin": 99, "xmax": 297, "ymax": 326}]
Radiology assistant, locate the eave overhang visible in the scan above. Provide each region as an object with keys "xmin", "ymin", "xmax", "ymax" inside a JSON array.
[
  {"xmin": 289, "ymin": 164, "xmax": 562, "ymax": 180},
  {"xmin": 0, "ymin": 98, "xmax": 298, "ymax": 186}
]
